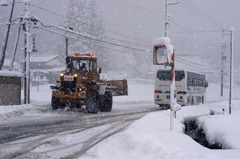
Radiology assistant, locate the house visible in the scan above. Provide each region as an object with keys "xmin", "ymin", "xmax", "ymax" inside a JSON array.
[
  {"xmin": 30, "ymin": 55, "xmax": 65, "ymax": 84},
  {"xmin": 30, "ymin": 54, "xmax": 65, "ymax": 69}
]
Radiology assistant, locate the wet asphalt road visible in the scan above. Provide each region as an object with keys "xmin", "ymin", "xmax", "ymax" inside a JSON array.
[{"xmin": 0, "ymin": 106, "xmax": 159, "ymax": 159}]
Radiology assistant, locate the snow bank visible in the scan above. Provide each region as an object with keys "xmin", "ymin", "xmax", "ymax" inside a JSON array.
[
  {"xmin": 0, "ymin": 70, "xmax": 23, "ymax": 77},
  {"xmin": 197, "ymin": 100, "xmax": 240, "ymax": 149},
  {"xmin": 83, "ymin": 100, "xmax": 240, "ymax": 159},
  {"xmin": 0, "ymin": 104, "xmax": 34, "ymax": 121},
  {"xmin": 84, "ymin": 111, "xmax": 207, "ymax": 159}
]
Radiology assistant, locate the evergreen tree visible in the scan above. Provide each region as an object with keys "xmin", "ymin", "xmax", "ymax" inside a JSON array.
[{"xmin": 66, "ymin": 0, "xmax": 107, "ymax": 68}]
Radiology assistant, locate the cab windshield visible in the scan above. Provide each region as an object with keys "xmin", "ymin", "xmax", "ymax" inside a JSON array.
[
  {"xmin": 157, "ymin": 70, "xmax": 185, "ymax": 81},
  {"xmin": 71, "ymin": 59, "xmax": 93, "ymax": 74}
]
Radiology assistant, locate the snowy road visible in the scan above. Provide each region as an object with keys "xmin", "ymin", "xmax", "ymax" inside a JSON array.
[
  {"xmin": 1, "ymin": 80, "xmax": 239, "ymax": 159},
  {"xmin": 0, "ymin": 104, "xmax": 158, "ymax": 159}
]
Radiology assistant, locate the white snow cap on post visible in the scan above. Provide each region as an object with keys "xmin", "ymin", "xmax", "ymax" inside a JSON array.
[
  {"xmin": 0, "ymin": 0, "xmax": 7, "ymax": 5},
  {"xmin": 153, "ymin": 37, "xmax": 174, "ymax": 64}
]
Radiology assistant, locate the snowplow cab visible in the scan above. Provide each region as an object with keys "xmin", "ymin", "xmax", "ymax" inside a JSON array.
[{"xmin": 51, "ymin": 53, "xmax": 128, "ymax": 113}]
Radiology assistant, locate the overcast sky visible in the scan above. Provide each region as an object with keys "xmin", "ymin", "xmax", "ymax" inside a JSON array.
[{"xmin": 0, "ymin": 0, "xmax": 239, "ymax": 73}]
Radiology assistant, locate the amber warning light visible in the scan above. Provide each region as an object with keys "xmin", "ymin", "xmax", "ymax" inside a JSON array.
[
  {"xmin": 75, "ymin": 53, "xmax": 93, "ymax": 56},
  {"xmin": 86, "ymin": 53, "xmax": 93, "ymax": 56},
  {"xmin": 75, "ymin": 53, "xmax": 81, "ymax": 56}
]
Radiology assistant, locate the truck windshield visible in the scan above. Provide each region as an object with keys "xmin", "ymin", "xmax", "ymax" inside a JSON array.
[
  {"xmin": 157, "ymin": 70, "xmax": 185, "ymax": 81},
  {"xmin": 72, "ymin": 59, "xmax": 93, "ymax": 74}
]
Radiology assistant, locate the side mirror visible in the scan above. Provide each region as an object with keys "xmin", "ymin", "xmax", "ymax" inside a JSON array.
[
  {"xmin": 153, "ymin": 45, "xmax": 169, "ymax": 65},
  {"xmin": 97, "ymin": 67, "xmax": 102, "ymax": 74},
  {"xmin": 204, "ymin": 81, "xmax": 208, "ymax": 88}
]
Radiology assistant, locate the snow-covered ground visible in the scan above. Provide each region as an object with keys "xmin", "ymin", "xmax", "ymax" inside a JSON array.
[
  {"xmin": 82, "ymin": 100, "xmax": 240, "ymax": 159},
  {"xmin": 0, "ymin": 78, "xmax": 240, "ymax": 159}
]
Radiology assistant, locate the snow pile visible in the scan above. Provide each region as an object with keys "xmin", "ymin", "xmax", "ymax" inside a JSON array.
[
  {"xmin": 83, "ymin": 111, "xmax": 208, "ymax": 159},
  {"xmin": 0, "ymin": 104, "xmax": 33, "ymax": 121},
  {"xmin": 83, "ymin": 101, "xmax": 240, "ymax": 159},
  {"xmin": 197, "ymin": 103, "xmax": 240, "ymax": 149},
  {"xmin": 0, "ymin": 70, "xmax": 23, "ymax": 77}
]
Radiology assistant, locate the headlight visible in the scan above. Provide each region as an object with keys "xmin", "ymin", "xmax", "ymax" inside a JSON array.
[{"xmin": 60, "ymin": 73, "xmax": 64, "ymax": 76}]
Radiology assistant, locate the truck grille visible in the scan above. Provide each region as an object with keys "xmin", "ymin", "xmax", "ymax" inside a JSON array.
[{"xmin": 61, "ymin": 80, "xmax": 76, "ymax": 92}]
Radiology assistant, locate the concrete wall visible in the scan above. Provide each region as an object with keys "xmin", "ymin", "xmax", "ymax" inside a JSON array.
[{"xmin": 0, "ymin": 76, "xmax": 21, "ymax": 105}]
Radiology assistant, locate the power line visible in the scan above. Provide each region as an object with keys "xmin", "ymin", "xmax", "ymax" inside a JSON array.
[
  {"xmin": 184, "ymin": 0, "xmax": 225, "ymax": 27},
  {"xmin": 30, "ymin": 4, "xmax": 152, "ymax": 45},
  {"xmin": 39, "ymin": 26, "xmax": 151, "ymax": 56},
  {"xmin": 180, "ymin": 1, "xmax": 222, "ymax": 29},
  {"xmin": 175, "ymin": 57, "xmax": 220, "ymax": 71},
  {"xmin": 175, "ymin": 58, "xmax": 220, "ymax": 71},
  {"xmin": 46, "ymin": 23, "xmax": 150, "ymax": 52},
  {"xmin": 40, "ymin": 25, "xmax": 222, "ymax": 73},
  {"xmin": 107, "ymin": 0, "xmax": 163, "ymax": 17},
  {"xmin": 176, "ymin": 55, "xmax": 220, "ymax": 69},
  {"xmin": 171, "ymin": 30, "xmax": 221, "ymax": 33}
]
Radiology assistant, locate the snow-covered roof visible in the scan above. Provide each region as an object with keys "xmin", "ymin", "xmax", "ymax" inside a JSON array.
[
  {"xmin": 31, "ymin": 67, "xmax": 65, "ymax": 73},
  {"xmin": 0, "ymin": 70, "xmax": 23, "ymax": 77},
  {"xmin": 3, "ymin": 59, "xmax": 21, "ymax": 68},
  {"xmin": 30, "ymin": 55, "xmax": 65, "ymax": 63}
]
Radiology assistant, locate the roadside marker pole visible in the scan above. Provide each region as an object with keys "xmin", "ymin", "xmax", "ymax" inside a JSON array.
[{"xmin": 170, "ymin": 50, "xmax": 175, "ymax": 131}]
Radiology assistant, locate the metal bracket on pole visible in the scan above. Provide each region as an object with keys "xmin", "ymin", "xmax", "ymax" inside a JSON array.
[{"xmin": 164, "ymin": 0, "xmax": 179, "ymax": 37}]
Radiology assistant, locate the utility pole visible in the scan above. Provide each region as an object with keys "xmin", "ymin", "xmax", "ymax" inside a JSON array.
[
  {"xmin": 164, "ymin": 0, "xmax": 179, "ymax": 37},
  {"xmin": 65, "ymin": 26, "xmax": 73, "ymax": 58},
  {"xmin": 229, "ymin": 27, "xmax": 234, "ymax": 114},
  {"xmin": 66, "ymin": 28, "xmax": 68, "ymax": 58},
  {"xmin": 220, "ymin": 28, "xmax": 225, "ymax": 97},
  {"xmin": 23, "ymin": 1, "xmax": 31, "ymax": 104},
  {"xmin": 0, "ymin": 0, "xmax": 15, "ymax": 70},
  {"xmin": 9, "ymin": 17, "xmax": 23, "ymax": 71}
]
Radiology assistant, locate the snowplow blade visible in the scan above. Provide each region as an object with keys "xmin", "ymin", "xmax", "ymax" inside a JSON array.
[{"xmin": 106, "ymin": 79, "xmax": 128, "ymax": 96}]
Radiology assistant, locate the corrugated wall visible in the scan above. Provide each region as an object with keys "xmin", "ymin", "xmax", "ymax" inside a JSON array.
[{"xmin": 0, "ymin": 76, "xmax": 21, "ymax": 105}]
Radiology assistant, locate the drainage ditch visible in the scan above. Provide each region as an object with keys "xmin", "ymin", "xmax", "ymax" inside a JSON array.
[{"xmin": 184, "ymin": 118, "xmax": 223, "ymax": 149}]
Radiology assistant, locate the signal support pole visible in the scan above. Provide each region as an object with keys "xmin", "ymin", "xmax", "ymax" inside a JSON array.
[
  {"xmin": 170, "ymin": 50, "xmax": 175, "ymax": 131},
  {"xmin": 164, "ymin": 0, "xmax": 179, "ymax": 37}
]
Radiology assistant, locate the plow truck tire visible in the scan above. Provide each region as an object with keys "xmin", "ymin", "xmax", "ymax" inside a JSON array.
[
  {"xmin": 51, "ymin": 96, "xmax": 60, "ymax": 110},
  {"xmin": 99, "ymin": 91, "xmax": 112, "ymax": 112},
  {"xmin": 85, "ymin": 90, "xmax": 99, "ymax": 114}
]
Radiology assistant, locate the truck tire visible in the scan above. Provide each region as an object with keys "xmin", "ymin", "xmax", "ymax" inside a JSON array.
[
  {"xmin": 51, "ymin": 96, "xmax": 59, "ymax": 110},
  {"xmin": 85, "ymin": 90, "xmax": 99, "ymax": 114},
  {"xmin": 191, "ymin": 97, "xmax": 194, "ymax": 105},
  {"xmin": 99, "ymin": 91, "xmax": 112, "ymax": 112}
]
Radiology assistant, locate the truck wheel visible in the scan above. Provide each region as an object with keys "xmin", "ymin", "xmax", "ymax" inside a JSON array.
[
  {"xmin": 51, "ymin": 96, "xmax": 59, "ymax": 110},
  {"xmin": 59, "ymin": 101, "xmax": 66, "ymax": 109},
  {"xmin": 85, "ymin": 90, "xmax": 99, "ymax": 114},
  {"xmin": 191, "ymin": 97, "xmax": 194, "ymax": 105},
  {"xmin": 99, "ymin": 91, "xmax": 112, "ymax": 112}
]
